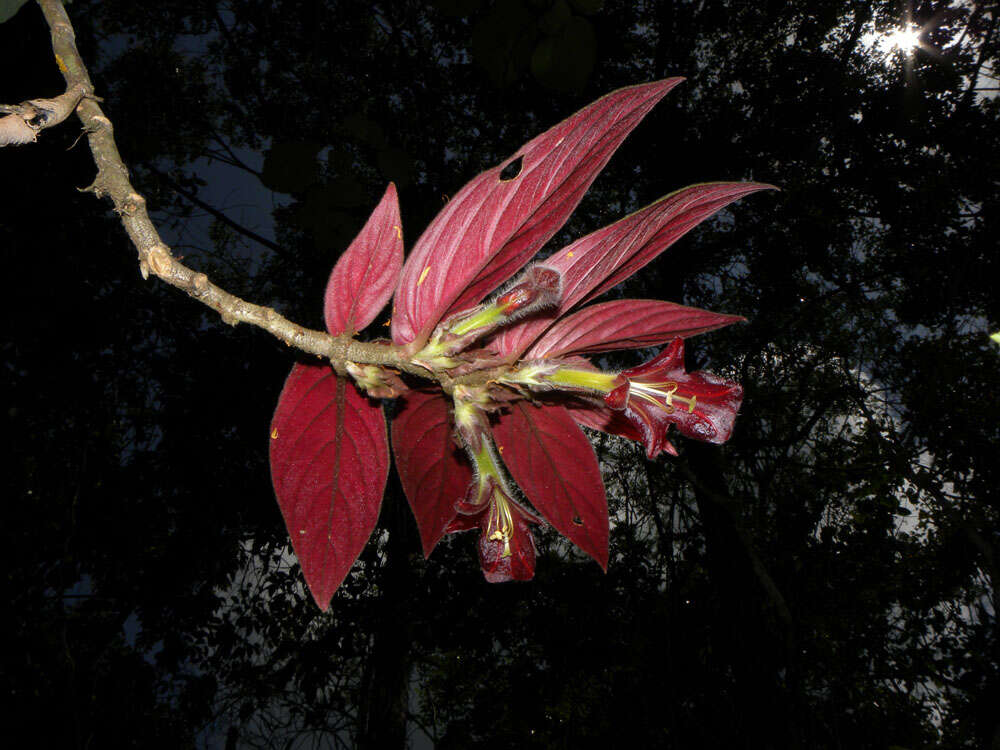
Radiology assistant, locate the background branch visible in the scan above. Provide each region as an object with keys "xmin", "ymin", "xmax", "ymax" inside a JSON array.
[{"xmin": 148, "ymin": 165, "xmax": 285, "ymax": 255}]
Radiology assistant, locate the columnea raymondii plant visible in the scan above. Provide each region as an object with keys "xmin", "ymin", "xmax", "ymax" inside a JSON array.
[{"xmin": 269, "ymin": 79, "xmax": 774, "ymax": 609}]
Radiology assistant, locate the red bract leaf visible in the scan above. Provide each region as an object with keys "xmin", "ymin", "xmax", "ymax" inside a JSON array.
[
  {"xmin": 392, "ymin": 389, "xmax": 473, "ymax": 557},
  {"xmin": 492, "ymin": 402, "xmax": 609, "ymax": 570},
  {"xmin": 391, "ymin": 78, "xmax": 684, "ymax": 349},
  {"xmin": 269, "ymin": 363, "xmax": 389, "ymax": 610},
  {"xmin": 324, "ymin": 183, "xmax": 403, "ymax": 335},
  {"xmin": 494, "ymin": 181, "xmax": 775, "ymax": 357},
  {"xmin": 525, "ymin": 299, "xmax": 744, "ymax": 359}
]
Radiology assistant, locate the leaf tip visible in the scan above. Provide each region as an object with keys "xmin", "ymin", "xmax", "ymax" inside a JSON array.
[
  {"xmin": 419, "ymin": 533, "xmax": 441, "ymax": 560},
  {"xmin": 651, "ymin": 76, "xmax": 686, "ymax": 97},
  {"xmin": 311, "ymin": 589, "xmax": 333, "ymax": 612}
]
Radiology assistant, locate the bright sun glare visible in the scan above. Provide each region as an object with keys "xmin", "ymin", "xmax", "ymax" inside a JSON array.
[
  {"xmin": 884, "ymin": 27, "xmax": 921, "ymax": 52},
  {"xmin": 861, "ymin": 24, "xmax": 923, "ymax": 63}
]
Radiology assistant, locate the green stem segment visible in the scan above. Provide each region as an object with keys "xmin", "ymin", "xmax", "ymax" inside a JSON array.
[
  {"xmin": 448, "ymin": 305, "xmax": 507, "ymax": 337},
  {"xmin": 543, "ymin": 368, "xmax": 618, "ymax": 394},
  {"xmin": 452, "ymin": 386, "xmax": 518, "ymax": 512}
]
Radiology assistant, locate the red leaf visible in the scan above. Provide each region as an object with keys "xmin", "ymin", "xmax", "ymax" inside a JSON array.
[
  {"xmin": 391, "ymin": 78, "xmax": 684, "ymax": 349},
  {"xmin": 324, "ymin": 183, "xmax": 404, "ymax": 335},
  {"xmin": 269, "ymin": 363, "xmax": 389, "ymax": 610},
  {"xmin": 392, "ymin": 389, "xmax": 473, "ymax": 557},
  {"xmin": 524, "ymin": 299, "xmax": 744, "ymax": 359},
  {"xmin": 493, "ymin": 181, "xmax": 775, "ymax": 356},
  {"xmin": 492, "ymin": 402, "xmax": 608, "ymax": 569}
]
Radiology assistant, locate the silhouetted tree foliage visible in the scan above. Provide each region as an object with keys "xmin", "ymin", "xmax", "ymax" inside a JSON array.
[{"xmin": 2, "ymin": 0, "xmax": 997, "ymax": 748}]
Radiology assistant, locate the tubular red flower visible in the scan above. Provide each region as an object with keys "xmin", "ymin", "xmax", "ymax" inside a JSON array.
[
  {"xmin": 604, "ymin": 338, "xmax": 743, "ymax": 458},
  {"xmin": 447, "ymin": 476, "xmax": 541, "ymax": 582}
]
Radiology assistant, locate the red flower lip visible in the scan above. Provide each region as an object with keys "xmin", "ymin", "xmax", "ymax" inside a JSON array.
[
  {"xmin": 604, "ymin": 338, "xmax": 743, "ymax": 458},
  {"xmin": 447, "ymin": 476, "xmax": 542, "ymax": 583}
]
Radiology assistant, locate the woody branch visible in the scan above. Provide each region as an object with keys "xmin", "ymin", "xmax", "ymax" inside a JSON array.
[{"xmin": 29, "ymin": 0, "xmax": 437, "ymax": 379}]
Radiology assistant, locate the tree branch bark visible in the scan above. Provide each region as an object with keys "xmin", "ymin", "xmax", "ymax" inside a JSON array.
[
  {"xmin": 31, "ymin": 0, "xmax": 436, "ymax": 380},
  {"xmin": 0, "ymin": 81, "xmax": 87, "ymax": 145}
]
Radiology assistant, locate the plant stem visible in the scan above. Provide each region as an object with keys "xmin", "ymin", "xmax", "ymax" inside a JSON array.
[{"xmin": 32, "ymin": 0, "xmax": 437, "ymax": 380}]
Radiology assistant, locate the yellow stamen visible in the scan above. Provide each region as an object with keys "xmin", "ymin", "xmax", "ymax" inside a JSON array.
[
  {"xmin": 489, "ymin": 492, "xmax": 515, "ymax": 558},
  {"xmin": 630, "ymin": 381, "xmax": 698, "ymax": 414}
]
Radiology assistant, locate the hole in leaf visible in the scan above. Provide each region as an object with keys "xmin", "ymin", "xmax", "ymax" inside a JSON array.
[
  {"xmin": 572, "ymin": 515, "xmax": 583, "ymax": 526},
  {"xmin": 499, "ymin": 155, "xmax": 523, "ymax": 181}
]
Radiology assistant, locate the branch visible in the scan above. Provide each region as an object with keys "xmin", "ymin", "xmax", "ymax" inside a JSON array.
[
  {"xmin": 206, "ymin": 128, "xmax": 263, "ymax": 177},
  {"xmin": 956, "ymin": 10, "xmax": 998, "ymax": 114},
  {"xmin": 0, "ymin": 81, "xmax": 88, "ymax": 146},
  {"xmin": 31, "ymin": 0, "xmax": 428, "ymax": 377}
]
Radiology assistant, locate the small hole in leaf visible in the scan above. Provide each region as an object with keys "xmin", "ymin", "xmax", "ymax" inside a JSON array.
[
  {"xmin": 572, "ymin": 516, "xmax": 583, "ymax": 526},
  {"xmin": 499, "ymin": 156, "xmax": 523, "ymax": 181}
]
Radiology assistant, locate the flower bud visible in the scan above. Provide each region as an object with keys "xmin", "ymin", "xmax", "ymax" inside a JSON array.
[
  {"xmin": 415, "ymin": 265, "xmax": 562, "ymax": 366},
  {"xmin": 345, "ymin": 362, "xmax": 406, "ymax": 399}
]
